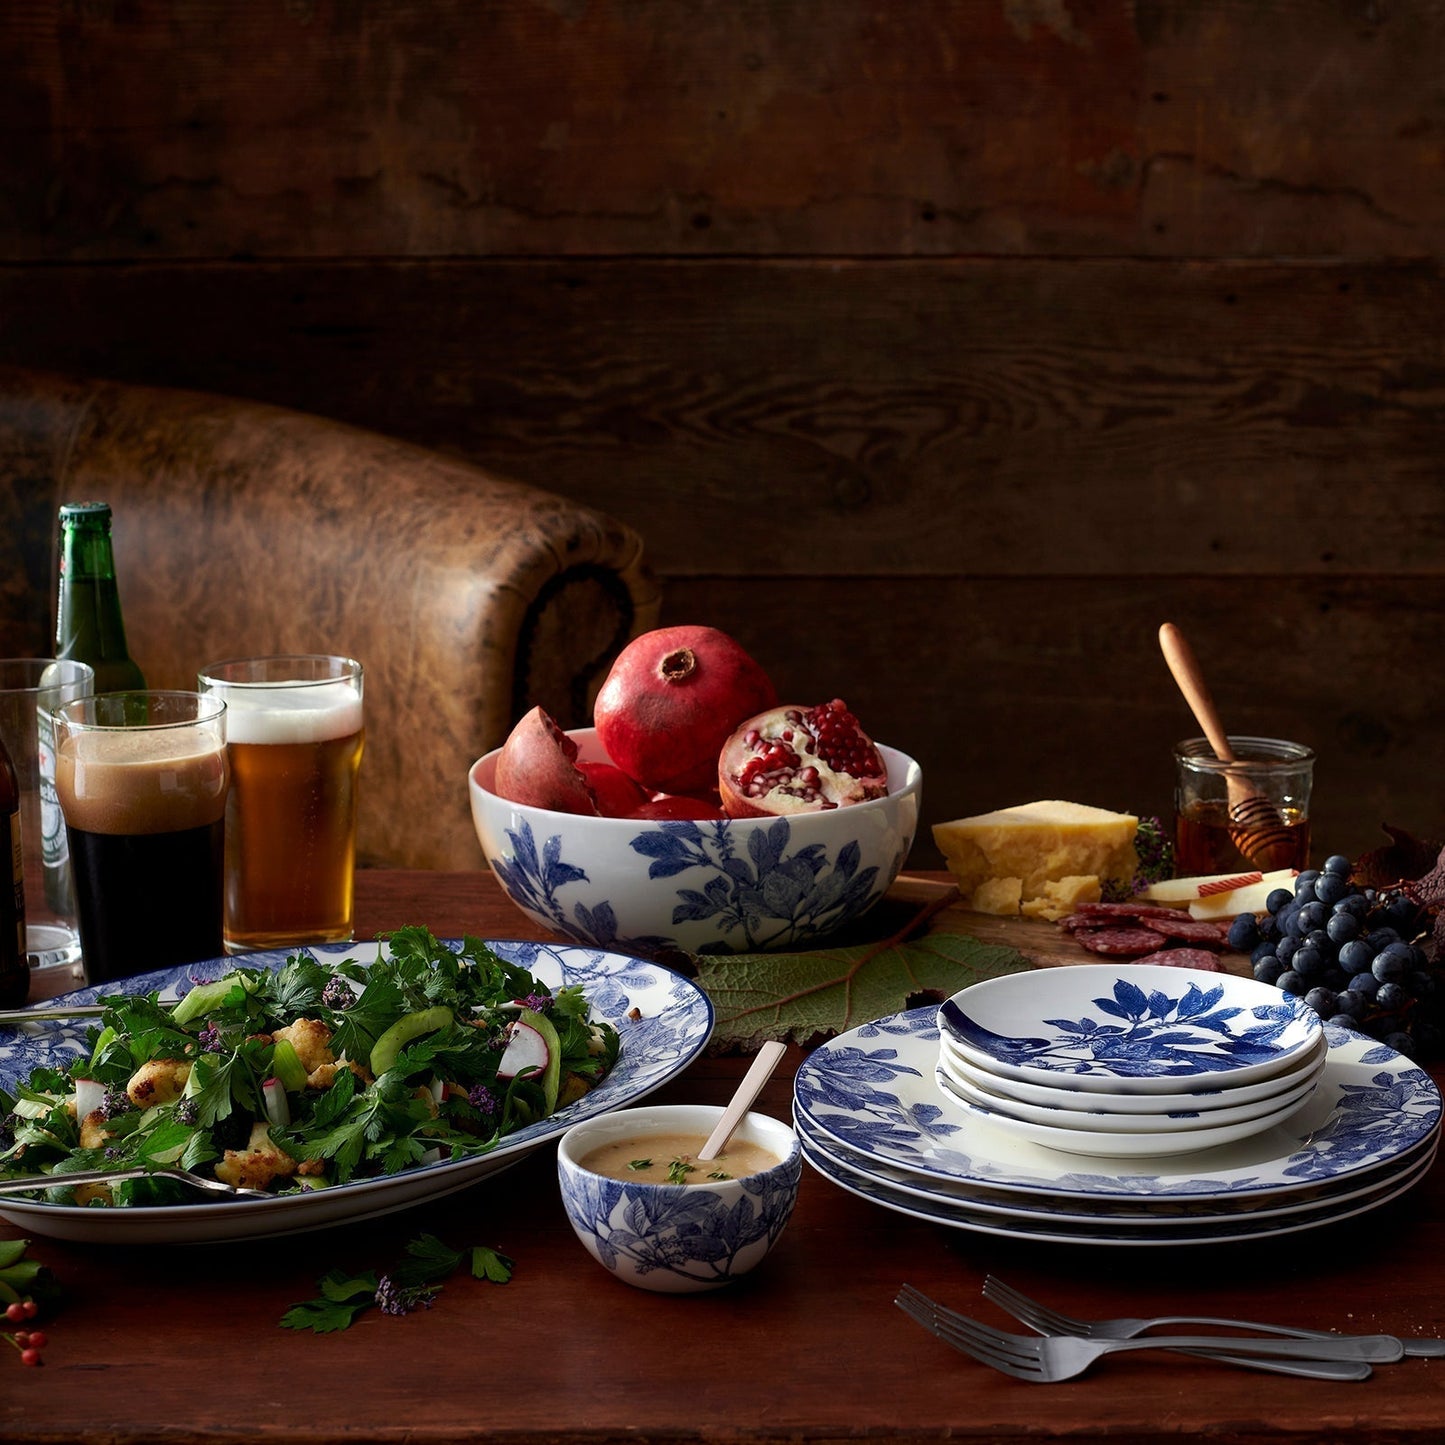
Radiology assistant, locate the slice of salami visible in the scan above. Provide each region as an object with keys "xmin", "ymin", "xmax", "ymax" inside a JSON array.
[
  {"xmin": 1142, "ymin": 916, "xmax": 1230, "ymax": 947},
  {"xmin": 1073, "ymin": 927, "xmax": 1168, "ymax": 957},
  {"xmin": 1131, "ymin": 947, "xmax": 1226, "ymax": 971},
  {"xmin": 1068, "ymin": 901, "xmax": 1187, "ymax": 923}
]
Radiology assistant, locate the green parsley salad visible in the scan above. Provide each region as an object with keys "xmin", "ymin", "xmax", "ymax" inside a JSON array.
[{"xmin": 0, "ymin": 928, "xmax": 621, "ymax": 1207}]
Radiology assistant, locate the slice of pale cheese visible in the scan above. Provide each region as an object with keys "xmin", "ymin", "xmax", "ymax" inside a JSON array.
[
  {"xmin": 1139, "ymin": 871, "xmax": 1267, "ymax": 904},
  {"xmin": 1188, "ymin": 871, "xmax": 1299, "ymax": 920},
  {"xmin": 933, "ymin": 800, "xmax": 1138, "ymax": 909}
]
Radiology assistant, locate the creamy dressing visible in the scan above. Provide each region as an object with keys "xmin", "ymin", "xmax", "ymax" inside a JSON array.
[{"xmin": 579, "ymin": 1132, "xmax": 779, "ymax": 1184}]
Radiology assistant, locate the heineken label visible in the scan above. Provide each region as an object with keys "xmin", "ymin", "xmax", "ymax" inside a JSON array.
[{"xmin": 37, "ymin": 702, "xmax": 67, "ymax": 872}]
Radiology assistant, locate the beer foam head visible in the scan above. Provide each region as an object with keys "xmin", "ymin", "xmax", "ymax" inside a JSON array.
[
  {"xmin": 57, "ymin": 727, "xmax": 229, "ymax": 834},
  {"xmin": 219, "ymin": 680, "xmax": 364, "ymax": 745}
]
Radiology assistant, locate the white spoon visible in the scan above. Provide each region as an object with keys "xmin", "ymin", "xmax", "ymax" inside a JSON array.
[{"xmin": 697, "ymin": 1040, "xmax": 788, "ymax": 1161}]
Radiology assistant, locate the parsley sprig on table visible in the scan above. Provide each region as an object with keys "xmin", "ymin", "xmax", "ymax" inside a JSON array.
[
  {"xmin": 280, "ymin": 1232, "xmax": 514, "ymax": 1333},
  {"xmin": 0, "ymin": 927, "xmax": 621, "ymax": 1203}
]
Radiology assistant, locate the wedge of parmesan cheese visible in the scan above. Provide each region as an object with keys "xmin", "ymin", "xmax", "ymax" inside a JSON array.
[{"xmin": 933, "ymin": 801, "xmax": 1139, "ymax": 917}]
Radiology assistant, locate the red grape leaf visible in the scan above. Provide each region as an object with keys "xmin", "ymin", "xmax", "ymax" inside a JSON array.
[
  {"xmin": 695, "ymin": 928, "xmax": 1030, "ymax": 1053},
  {"xmin": 1353, "ymin": 825, "xmax": 1445, "ymax": 892}
]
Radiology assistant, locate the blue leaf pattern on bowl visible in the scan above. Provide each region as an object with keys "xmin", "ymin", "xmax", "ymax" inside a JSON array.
[
  {"xmin": 560, "ymin": 1158, "xmax": 802, "ymax": 1285},
  {"xmin": 491, "ymin": 816, "xmax": 896, "ymax": 953}
]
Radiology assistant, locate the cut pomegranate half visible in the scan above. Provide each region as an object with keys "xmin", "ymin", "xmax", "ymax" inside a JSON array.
[{"xmin": 718, "ymin": 700, "xmax": 889, "ymax": 817}]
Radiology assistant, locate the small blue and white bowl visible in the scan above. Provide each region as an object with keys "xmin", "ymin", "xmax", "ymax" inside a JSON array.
[
  {"xmin": 469, "ymin": 727, "xmax": 921, "ymax": 954},
  {"xmin": 556, "ymin": 1104, "xmax": 802, "ymax": 1294}
]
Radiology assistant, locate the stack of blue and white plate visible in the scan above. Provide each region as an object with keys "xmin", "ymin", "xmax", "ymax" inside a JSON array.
[
  {"xmin": 792, "ymin": 965, "xmax": 1442, "ymax": 1247},
  {"xmin": 934, "ymin": 965, "xmax": 1327, "ymax": 1158}
]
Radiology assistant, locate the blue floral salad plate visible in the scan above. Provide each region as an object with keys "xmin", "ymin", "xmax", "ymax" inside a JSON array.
[
  {"xmin": 938, "ymin": 965, "xmax": 1323, "ymax": 1093},
  {"xmin": 0, "ymin": 940, "xmax": 713, "ymax": 1245},
  {"xmin": 792, "ymin": 1005, "xmax": 1441, "ymax": 1208},
  {"xmin": 938, "ymin": 1036, "xmax": 1322, "ymax": 1133},
  {"xmin": 938, "ymin": 1029, "xmax": 1327, "ymax": 1115},
  {"xmin": 930, "ymin": 1066, "xmax": 1310, "ymax": 1159}
]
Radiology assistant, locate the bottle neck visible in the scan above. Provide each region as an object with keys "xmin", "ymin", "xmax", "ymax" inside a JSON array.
[{"xmin": 55, "ymin": 520, "xmax": 145, "ymax": 690}]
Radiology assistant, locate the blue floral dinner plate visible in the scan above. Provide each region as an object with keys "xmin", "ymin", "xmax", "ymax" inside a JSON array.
[
  {"xmin": 939, "ymin": 965, "xmax": 1323, "ymax": 1092},
  {"xmin": 793, "ymin": 1006, "xmax": 1441, "ymax": 1205},
  {"xmin": 795, "ymin": 1108, "xmax": 1437, "ymax": 1228},
  {"xmin": 797, "ymin": 1128, "xmax": 1437, "ymax": 1248},
  {"xmin": 0, "ymin": 939, "xmax": 713, "ymax": 1245}
]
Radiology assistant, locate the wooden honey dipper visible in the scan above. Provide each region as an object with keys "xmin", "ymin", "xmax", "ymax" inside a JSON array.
[{"xmin": 1158, "ymin": 622, "xmax": 1300, "ymax": 871}]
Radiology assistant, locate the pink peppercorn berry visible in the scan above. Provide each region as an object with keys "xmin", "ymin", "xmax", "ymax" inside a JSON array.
[{"xmin": 4, "ymin": 1299, "xmax": 46, "ymax": 1365}]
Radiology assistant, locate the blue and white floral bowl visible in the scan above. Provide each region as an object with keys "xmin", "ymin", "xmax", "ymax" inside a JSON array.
[
  {"xmin": 469, "ymin": 727, "xmax": 922, "ymax": 955},
  {"xmin": 556, "ymin": 1104, "xmax": 802, "ymax": 1293}
]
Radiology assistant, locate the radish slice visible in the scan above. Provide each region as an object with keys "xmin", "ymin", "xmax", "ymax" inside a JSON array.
[
  {"xmin": 262, "ymin": 1077, "xmax": 291, "ymax": 1128},
  {"xmin": 75, "ymin": 1077, "xmax": 105, "ymax": 1119},
  {"xmin": 496, "ymin": 1019, "xmax": 550, "ymax": 1081}
]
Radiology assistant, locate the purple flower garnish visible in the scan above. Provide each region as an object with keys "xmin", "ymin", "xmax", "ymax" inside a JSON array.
[
  {"xmin": 321, "ymin": 977, "xmax": 353, "ymax": 1011},
  {"xmin": 466, "ymin": 1084, "xmax": 496, "ymax": 1115},
  {"xmin": 100, "ymin": 1088, "xmax": 135, "ymax": 1120},
  {"xmin": 375, "ymin": 1276, "xmax": 437, "ymax": 1316},
  {"xmin": 197, "ymin": 1024, "xmax": 226, "ymax": 1054}
]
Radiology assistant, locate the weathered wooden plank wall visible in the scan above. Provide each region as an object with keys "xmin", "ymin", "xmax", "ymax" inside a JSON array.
[{"xmin": 2, "ymin": 1, "xmax": 1442, "ymax": 867}]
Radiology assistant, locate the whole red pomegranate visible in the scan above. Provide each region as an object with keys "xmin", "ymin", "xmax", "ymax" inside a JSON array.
[
  {"xmin": 718, "ymin": 699, "xmax": 889, "ymax": 817},
  {"xmin": 579, "ymin": 761, "xmax": 648, "ymax": 818},
  {"xmin": 493, "ymin": 706, "xmax": 598, "ymax": 815},
  {"xmin": 593, "ymin": 625, "xmax": 777, "ymax": 794}
]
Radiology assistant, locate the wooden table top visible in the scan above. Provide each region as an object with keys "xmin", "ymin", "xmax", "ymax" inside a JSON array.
[{"xmin": 6, "ymin": 870, "xmax": 1445, "ymax": 1445}]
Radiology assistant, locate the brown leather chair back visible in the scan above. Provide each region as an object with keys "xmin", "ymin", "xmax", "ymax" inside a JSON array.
[{"xmin": 0, "ymin": 369, "xmax": 659, "ymax": 869}]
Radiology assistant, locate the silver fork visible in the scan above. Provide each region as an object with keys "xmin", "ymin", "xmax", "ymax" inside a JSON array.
[
  {"xmin": 895, "ymin": 1286, "xmax": 1393, "ymax": 1382},
  {"xmin": 0, "ymin": 1167, "xmax": 272, "ymax": 1201},
  {"xmin": 984, "ymin": 1275, "xmax": 1445, "ymax": 1360}
]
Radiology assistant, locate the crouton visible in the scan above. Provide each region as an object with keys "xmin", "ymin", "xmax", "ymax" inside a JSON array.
[
  {"xmin": 305, "ymin": 1056, "xmax": 372, "ymax": 1090},
  {"xmin": 272, "ymin": 1018, "xmax": 335, "ymax": 1074},
  {"xmin": 126, "ymin": 1058, "xmax": 192, "ymax": 1108},
  {"xmin": 78, "ymin": 1108, "xmax": 113, "ymax": 1150},
  {"xmin": 213, "ymin": 1121, "xmax": 300, "ymax": 1192}
]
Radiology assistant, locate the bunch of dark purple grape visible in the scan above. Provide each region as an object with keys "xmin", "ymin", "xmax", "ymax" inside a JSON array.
[{"xmin": 1231, "ymin": 854, "xmax": 1440, "ymax": 1061}]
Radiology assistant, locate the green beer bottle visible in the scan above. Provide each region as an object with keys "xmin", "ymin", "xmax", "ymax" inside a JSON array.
[{"xmin": 55, "ymin": 502, "xmax": 147, "ymax": 693}]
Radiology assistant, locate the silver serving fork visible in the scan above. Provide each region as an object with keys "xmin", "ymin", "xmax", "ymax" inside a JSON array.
[
  {"xmin": 0, "ymin": 1167, "xmax": 272, "ymax": 1201},
  {"xmin": 895, "ymin": 1286, "xmax": 1393, "ymax": 1382},
  {"xmin": 0, "ymin": 1003, "xmax": 111, "ymax": 1026},
  {"xmin": 984, "ymin": 1275, "xmax": 1445, "ymax": 1360}
]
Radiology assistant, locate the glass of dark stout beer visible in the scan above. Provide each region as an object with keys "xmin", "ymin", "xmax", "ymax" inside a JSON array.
[
  {"xmin": 197, "ymin": 655, "xmax": 364, "ymax": 952},
  {"xmin": 1173, "ymin": 735, "xmax": 1314, "ymax": 877},
  {"xmin": 53, "ymin": 691, "xmax": 229, "ymax": 984}
]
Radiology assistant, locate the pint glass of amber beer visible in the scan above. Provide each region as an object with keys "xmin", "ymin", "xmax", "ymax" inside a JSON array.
[
  {"xmin": 197, "ymin": 655, "xmax": 364, "ymax": 951},
  {"xmin": 53, "ymin": 691, "xmax": 229, "ymax": 983}
]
